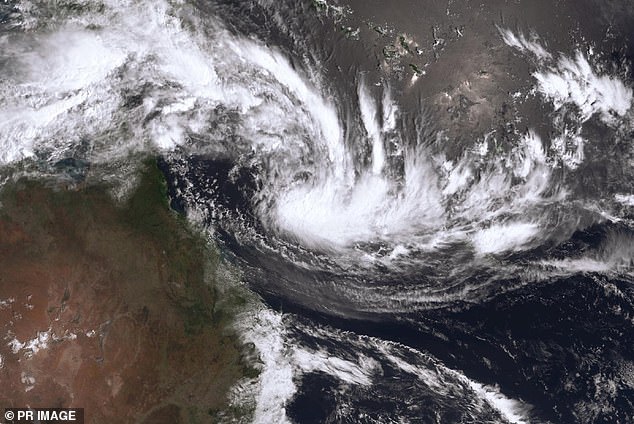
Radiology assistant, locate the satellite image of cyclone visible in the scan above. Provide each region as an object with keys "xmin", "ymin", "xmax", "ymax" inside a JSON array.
[{"xmin": 0, "ymin": 0, "xmax": 633, "ymax": 423}]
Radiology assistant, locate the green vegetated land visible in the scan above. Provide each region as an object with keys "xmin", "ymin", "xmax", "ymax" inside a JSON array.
[{"xmin": 0, "ymin": 159, "xmax": 256, "ymax": 423}]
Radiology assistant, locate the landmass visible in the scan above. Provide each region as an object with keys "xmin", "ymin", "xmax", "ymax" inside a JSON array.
[{"xmin": 0, "ymin": 160, "xmax": 251, "ymax": 423}]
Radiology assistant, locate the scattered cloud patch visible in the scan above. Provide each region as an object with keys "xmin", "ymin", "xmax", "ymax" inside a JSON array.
[
  {"xmin": 615, "ymin": 194, "xmax": 634, "ymax": 207},
  {"xmin": 498, "ymin": 27, "xmax": 552, "ymax": 61},
  {"xmin": 473, "ymin": 222, "xmax": 539, "ymax": 255},
  {"xmin": 534, "ymin": 52, "xmax": 633, "ymax": 124}
]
